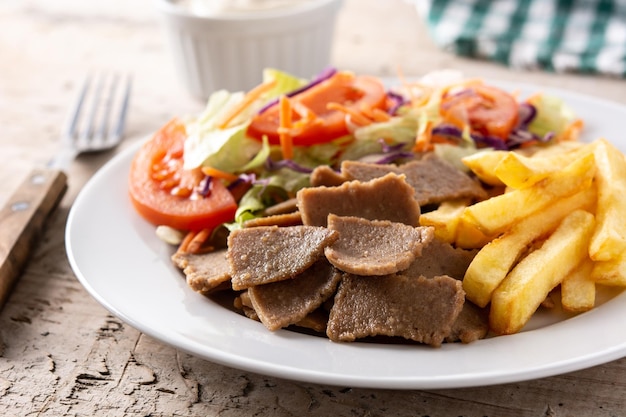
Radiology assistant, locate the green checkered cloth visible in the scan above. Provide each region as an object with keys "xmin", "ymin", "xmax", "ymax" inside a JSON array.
[{"xmin": 415, "ymin": 0, "xmax": 626, "ymax": 77}]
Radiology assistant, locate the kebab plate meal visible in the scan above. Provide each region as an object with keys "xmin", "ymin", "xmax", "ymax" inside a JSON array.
[{"xmin": 128, "ymin": 68, "xmax": 626, "ymax": 347}]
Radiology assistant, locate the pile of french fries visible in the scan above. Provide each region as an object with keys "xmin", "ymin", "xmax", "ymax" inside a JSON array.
[{"xmin": 420, "ymin": 138, "xmax": 626, "ymax": 335}]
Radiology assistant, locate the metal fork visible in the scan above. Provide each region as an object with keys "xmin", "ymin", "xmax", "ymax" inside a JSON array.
[
  {"xmin": 0, "ymin": 72, "xmax": 132, "ymax": 309},
  {"xmin": 51, "ymin": 72, "xmax": 132, "ymax": 169}
]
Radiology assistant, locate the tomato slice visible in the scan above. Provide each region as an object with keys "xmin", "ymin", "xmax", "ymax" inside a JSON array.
[
  {"xmin": 246, "ymin": 72, "xmax": 388, "ymax": 146},
  {"xmin": 129, "ymin": 119, "xmax": 237, "ymax": 231},
  {"xmin": 440, "ymin": 85, "xmax": 519, "ymax": 140}
]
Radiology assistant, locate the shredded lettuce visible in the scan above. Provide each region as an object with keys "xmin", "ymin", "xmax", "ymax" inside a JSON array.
[
  {"xmin": 229, "ymin": 184, "xmax": 292, "ymax": 229},
  {"xmin": 434, "ymin": 143, "xmax": 479, "ymax": 172},
  {"xmin": 184, "ymin": 124, "xmax": 261, "ymax": 171},
  {"xmin": 340, "ymin": 116, "xmax": 419, "ymax": 162},
  {"xmin": 183, "ymin": 89, "xmax": 254, "ymax": 170},
  {"xmin": 527, "ymin": 94, "xmax": 577, "ymax": 138},
  {"xmin": 230, "ymin": 185, "xmax": 268, "ymax": 228},
  {"xmin": 262, "ymin": 68, "xmax": 307, "ymax": 100},
  {"xmin": 183, "ymin": 69, "xmax": 307, "ymax": 172}
]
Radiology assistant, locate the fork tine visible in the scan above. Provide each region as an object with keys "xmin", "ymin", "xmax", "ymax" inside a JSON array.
[
  {"xmin": 111, "ymin": 74, "xmax": 132, "ymax": 145},
  {"xmin": 63, "ymin": 74, "xmax": 91, "ymax": 142},
  {"xmin": 80, "ymin": 72, "xmax": 106, "ymax": 143},
  {"xmin": 61, "ymin": 71, "xmax": 131, "ymax": 154},
  {"xmin": 95, "ymin": 73, "xmax": 119, "ymax": 142}
]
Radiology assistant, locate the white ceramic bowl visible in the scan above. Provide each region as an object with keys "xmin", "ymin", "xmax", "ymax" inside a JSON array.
[{"xmin": 155, "ymin": 0, "xmax": 344, "ymax": 100}]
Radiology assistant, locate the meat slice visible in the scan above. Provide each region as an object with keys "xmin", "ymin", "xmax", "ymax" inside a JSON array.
[
  {"xmin": 294, "ymin": 308, "xmax": 329, "ymax": 333},
  {"xmin": 324, "ymin": 214, "xmax": 434, "ymax": 276},
  {"xmin": 228, "ymin": 225, "xmax": 338, "ymax": 290},
  {"xmin": 341, "ymin": 154, "xmax": 487, "ymax": 206},
  {"xmin": 402, "ymin": 238, "xmax": 478, "ymax": 280},
  {"xmin": 310, "ymin": 165, "xmax": 347, "ymax": 187},
  {"xmin": 445, "ymin": 302, "xmax": 489, "ymax": 344},
  {"xmin": 297, "ymin": 173, "xmax": 421, "ymax": 227},
  {"xmin": 327, "ymin": 274, "xmax": 465, "ymax": 347},
  {"xmin": 243, "ymin": 211, "xmax": 302, "ymax": 228},
  {"xmin": 248, "ymin": 260, "xmax": 342, "ymax": 331},
  {"xmin": 171, "ymin": 249, "xmax": 231, "ymax": 295},
  {"xmin": 263, "ymin": 198, "xmax": 299, "ymax": 216},
  {"xmin": 396, "ymin": 239, "xmax": 487, "ymax": 343}
]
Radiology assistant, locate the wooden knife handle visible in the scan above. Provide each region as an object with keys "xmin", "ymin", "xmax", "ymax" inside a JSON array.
[{"xmin": 0, "ymin": 168, "xmax": 68, "ymax": 309}]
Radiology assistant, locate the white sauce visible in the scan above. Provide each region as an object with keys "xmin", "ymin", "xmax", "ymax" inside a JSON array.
[{"xmin": 173, "ymin": 0, "xmax": 314, "ymax": 16}]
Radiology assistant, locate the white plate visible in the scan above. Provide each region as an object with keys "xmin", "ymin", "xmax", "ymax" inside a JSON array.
[{"xmin": 66, "ymin": 81, "xmax": 626, "ymax": 389}]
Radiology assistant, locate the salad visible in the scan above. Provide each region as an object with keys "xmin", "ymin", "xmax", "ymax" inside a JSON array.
[{"xmin": 128, "ymin": 67, "xmax": 583, "ymax": 250}]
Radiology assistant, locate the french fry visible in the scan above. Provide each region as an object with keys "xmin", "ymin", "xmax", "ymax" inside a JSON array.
[
  {"xmin": 461, "ymin": 150, "xmax": 508, "ymax": 186},
  {"xmin": 463, "ymin": 152, "xmax": 595, "ymax": 235},
  {"xmin": 463, "ymin": 186, "xmax": 596, "ymax": 308},
  {"xmin": 561, "ymin": 257, "xmax": 595, "ymax": 313},
  {"xmin": 490, "ymin": 210, "xmax": 595, "ymax": 335},
  {"xmin": 455, "ymin": 213, "xmax": 496, "ymax": 249},
  {"xmin": 526, "ymin": 140, "xmax": 586, "ymax": 158},
  {"xmin": 419, "ymin": 199, "xmax": 497, "ymax": 249},
  {"xmin": 591, "ymin": 251, "xmax": 626, "ymax": 286},
  {"xmin": 419, "ymin": 199, "xmax": 468, "ymax": 243},
  {"xmin": 589, "ymin": 139, "xmax": 626, "ymax": 261},
  {"xmin": 494, "ymin": 142, "xmax": 595, "ymax": 189}
]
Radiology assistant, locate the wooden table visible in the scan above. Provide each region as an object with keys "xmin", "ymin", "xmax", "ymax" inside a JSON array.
[{"xmin": 2, "ymin": 0, "xmax": 626, "ymax": 415}]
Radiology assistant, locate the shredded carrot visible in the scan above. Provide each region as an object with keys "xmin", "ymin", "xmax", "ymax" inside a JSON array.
[
  {"xmin": 177, "ymin": 230, "xmax": 198, "ymax": 253},
  {"xmin": 201, "ymin": 166, "xmax": 240, "ymax": 182},
  {"xmin": 327, "ymin": 102, "xmax": 372, "ymax": 126},
  {"xmin": 395, "ymin": 67, "xmax": 421, "ymax": 107},
  {"xmin": 396, "ymin": 65, "xmax": 407, "ymax": 85},
  {"xmin": 413, "ymin": 121, "xmax": 433, "ymax": 152},
  {"xmin": 519, "ymin": 139, "xmax": 540, "ymax": 148},
  {"xmin": 439, "ymin": 78, "xmax": 484, "ymax": 101},
  {"xmin": 360, "ymin": 103, "xmax": 391, "ymax": 123},
  {"xmin": 292, "ymin": 101, "xmax": 317, "ymax": 121},
  {"xmin": 372, "ymin": 108, "xmax": 392, "ymax": 122},
  {"xmin": 278, "ymin": 95, "xmax": 294, "ymax": 160},
  {"xmin": 558, "ymin": 119, "xmax": 584, "ymax": 142},
  {"xmin": 525, "ymin": 93, "xmax": 543, "ymax": 104},
  {"xmin": 186, "ymin": 228, "xmax": 213, "ymax": 254},
  {"xmin": 431, "ymin": 134, "xmax": 461, "ymax": 147},
  {"xmin": 218, "ymin": 79, "xmax": 277, "ymax": 129}
]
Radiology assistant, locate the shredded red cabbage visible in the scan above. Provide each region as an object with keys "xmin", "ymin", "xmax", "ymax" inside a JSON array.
[
  {"xmin": 374, "ymin": 151, "xmax": 415, "ymax": 165},
  {"xmin": 387, "ymin": 91, "xmax": 409, "ymax": 115},
  {"xmin": 516, "ymin": 103, "xmax": 537, "ymax": 130},
  {"xmin": 199, "ymin": 175, "xmax": 213, "ymax": 197},
  {"xmin": 257, "ymin": 67, "xmax": 338, "ymax": 114},
  {"xmin": 503, "ymin": 103, "xmax": 560, "ymax": 148},
  {"xmin": 226, "ymin": 173, "xmax": 271, "ymax": 191},
  {"xmin": 473, "ymin": 134, "xmax": 510, "ymax": 150},
  {"xmin": 372, "ymin": 139, "xmax": 414, "ymax": 163},
  {"xmin": 379, "ymin": 139, "xmax": 406, "ymax": 154},
  {"xmin": 264, "ymin": 157, "xmax": 314, "ymax": 174},
  {"xmin": 432, "ymin": 124, "xmax": 509, "ymax": 150}
]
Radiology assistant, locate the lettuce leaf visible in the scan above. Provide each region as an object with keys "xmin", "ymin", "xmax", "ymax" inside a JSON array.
[
  {"xmin": 340, "ymin": 116, "xmax": 418, "ymax": 162},
  {"xmin": 183, "ymin": 69, "xmax": 307, "ymax": 172},
  {"xmin": 527, "ymin": 94, "xmax": 577, "ymax": 138}
]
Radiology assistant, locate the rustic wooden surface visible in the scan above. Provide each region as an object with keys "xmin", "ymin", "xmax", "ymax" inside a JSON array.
[{"xmin": 1, "ymin": 0, "xmax": 626, "ymax": 415}]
